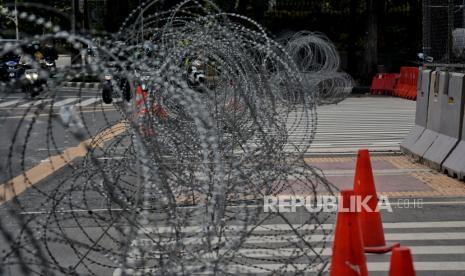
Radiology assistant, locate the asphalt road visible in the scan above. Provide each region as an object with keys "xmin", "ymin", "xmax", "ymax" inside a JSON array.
[
  {"xmin": 1, "ymin": 92, "xmax": 465, "ymax": 275},
  {"xmin": 0, "ymin": 87, "xmax": 123, "ymax": 183},
  {"xmin": 2, "ymin": 180, "xmax": 465, "ymax": 275}
]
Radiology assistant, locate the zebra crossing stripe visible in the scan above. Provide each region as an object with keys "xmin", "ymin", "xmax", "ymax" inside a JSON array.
[
  {"xmin": 138, "ymin": 221, "xmax": 465, "ymax": 234},
  {"xmin": 119, "ymin": 219, "xmax": 465, "ymax": 275},
  {"xmin": 0, "ymin": 98, "xmax": 104, "ymax": 108},
  {"xmin": 304, "ymin": 97, "xmax": 415, "ymax": 153},
  {"xmin": 120, "ymin": 245, "xmax": 465, "ymax": 259},
  {"xmin": 0, "ymin": 99, "xmax": 22, "ymax": 107},
  {"xmin": 18, "ymin": 101, "xmax": 35, "ymax": 108},
  {"xmin": 385, "ymin": 232, "xmax": 465, "ymax": 240},
  {"xmin": 19, "ymin": 99, "xmax": 52, "ymax": 107},
  {"xmin": 367, "ymin": 261, "xmax": 465, "ymax": 272},
  {"xmin": 148, "ymin": 261, "xmax": 465, "ymax": 273},
  {"xmin": 132, "ymin": 231, "xmax": 465, "ymax": 245},
  {"xmin": 75, "ymin": 97, "xmax": 101, "ymax": 107},
  {"xmin": 53, "ymin": 98, "xmax": 79, "ymax": 107}
]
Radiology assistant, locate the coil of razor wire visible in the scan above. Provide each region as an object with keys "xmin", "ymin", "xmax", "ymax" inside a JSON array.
[{"xmin": 0, "ymin": 1, "xmax": 352, "ymax": 275}]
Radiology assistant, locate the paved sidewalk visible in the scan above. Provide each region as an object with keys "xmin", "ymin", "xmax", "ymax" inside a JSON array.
[{"xmin": 305, "ymin": 154, "xmax": 465, "ymax": 197}]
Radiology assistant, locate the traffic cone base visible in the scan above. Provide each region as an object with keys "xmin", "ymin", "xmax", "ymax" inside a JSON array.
[
  {"xmin": 365, "ymin": 242, "xmax": 400, "ymax": 254},
  {"xmin": 389, "ymin": 246, "xmax": 416, "ymax": 276}
]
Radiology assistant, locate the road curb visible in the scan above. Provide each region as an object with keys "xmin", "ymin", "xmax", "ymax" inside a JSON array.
[{"xmin": 62, "ymin": 82, "xmax": 102, "ymax": 89}]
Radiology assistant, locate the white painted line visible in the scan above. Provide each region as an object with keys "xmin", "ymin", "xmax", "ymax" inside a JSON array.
[
  {"xmin": 408, "ymin": 245, "xmax": 465, "ymax": 254},
  {"xmin": 241, "ymin": 245, "xmax": 465, "ymax": 256},
  {"xmin": 224, "ymin": 262, "xmax": 465, "ymax": 273},
  {"xmin": 124, "ymin": 246, "xmax": 465, "ymax": 258},
  {"xmin": 18, "ymin": 101, "xmax": 34, "ymax": 107},
  {"xmin": 0, "ymin": 99, "xmax": 22, "ymax": 107},
  {"xmin": 319, "ymin": 168, "xmax": 431, "ymax": 176},
  {"xmin": 367, "ymin": 261, "xmax": 465, "ymax": 272},
  {"xmin": 97, "ymin": 157, "xmax": 126, "ymax": 160},
  {"xmin": 53, "ymin": 98, "xmax": 79, "ymax": 107},
  {"xmin": 382, "ymin": 221, "xmax": 465, "ymax": 228},
  {"xmin": 19, "ymin": 99, "xmax": 53, "ymax": 107},
  {"xmin": 75, "ymin": 97, "xmax": 101, "ymax": 107},
  {"xmin": 385, "ymin": 232, "xmax": 465, "ymax": 241},
  {"xmin": 20, "ymin": 208, "xmax": 123, "ymax": 215},
  {"xmin": 131, "ymin": 232, "xmax": 465, "ymax": 245},
  {"xmin": 37, "ymin": 148, "xmax": 66, "ymax": 151},
  {"xmin": 3, "ymin": 108, "xmax": 117, "ymax": 119},
  {"xmin": 420, "ymin": 201, "xmax": 465, "ymax": 205},
  {"xmin": 130, "ymin": 262, "xmax": 465, "ymax": 274},
  {"xmin": 33, "ymin": 99, "xmax": 53, "ymax": 106}
]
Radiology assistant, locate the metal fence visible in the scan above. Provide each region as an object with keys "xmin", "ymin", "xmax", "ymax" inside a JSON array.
[{"xmin": 423, "ymin": 0, "xmax": 465, "ymax": 65}]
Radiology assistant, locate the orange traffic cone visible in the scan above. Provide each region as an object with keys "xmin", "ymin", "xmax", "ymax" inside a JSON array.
[
  {"xmin": 135, "ymin": 85, "xmax": 148, "ymax": 110},
  {"xmin": 330, "ymin": 189, "xmax": 368, "ymax": 276},
  {"xmin": 389, "ymin": 247, "xmax": 416, "ymax": 276},
  {"xmin": 353, "ymin": 149, "xmax": 400, "ymax": 253}
]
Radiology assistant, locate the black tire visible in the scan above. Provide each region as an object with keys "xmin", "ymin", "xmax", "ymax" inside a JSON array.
[
  {"xmin": 102, "ymin": 86, "xmax": 113, "ymax": 104},
  {"xmin": 121, "ymin": 79, "xmax": 132, "ymax": 102},
  {"xmin": 24, "ymin": 84, "xmax": 38, "ymax": 98}
]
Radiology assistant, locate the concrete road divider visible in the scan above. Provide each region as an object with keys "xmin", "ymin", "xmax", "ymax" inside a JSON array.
[
  {"xmin": 443, "ymin": 76, "xmax": 465, "ymax": 180},
  {"xmin": 401, "ymin": 69, "xmax": 431, "ymax": 156},
  {"xmin": 407, "ymin": 70, "xmax": 442, "ymax": 160},
  {"xmin": 423, "ymin": 72, "xmax": 465, "ymax": 170},
  {"xmin": 402, "ymin": 68, "xmax": 465, "ymax": 181}
]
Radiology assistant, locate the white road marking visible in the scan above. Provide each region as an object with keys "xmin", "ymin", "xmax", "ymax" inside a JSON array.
[
  {"xmin": 0, "ymin": 99, "xmax": 22, "ymax": 107},
  {"xmin": 19, "ymin": 214, "xmax": 465, "ymax": 234},
  {"xmin": 18, "ymin": 99, "xmax": 53, "ymax": 107},
  {"xmin": 123, "ymin": 262, "xmax": 465, "ymax": 274},
  {"xmin": 367, "ymin": 262, "xmax": 465, "ymax": 272},
  {"xmin": 283, "ymin": 97, "xmax": 417, "ymax": 153},
  {"xmin": 52, "ymin": 98, "xmax": 79, "ymax": 107},
  {"xmin": 75, "ymin": 97, "xmax": 101, "ymax": 107},
  {"xmin": 129, "ymin": 232, "xmax": 465, "ymax": 245},
  {"xmin": 114, "ymin": 245, "xmax": 465, "ymax": 258}
]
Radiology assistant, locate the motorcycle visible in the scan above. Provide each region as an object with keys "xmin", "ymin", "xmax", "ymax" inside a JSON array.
[
  {"xmin": 42, "ymin": 57, "xmax": 56, "ymax": 75},
  {"xmin": 102, "ymin": 73, "xmax": 132, "ymax": 104},
  {"xmin": 23, "ymin": 56, "xmax": 59, "ymax": 97},
  {"xmin": 188, "ymin": 59, "xmax": 206, "ymax": 88},
  {"xmin": 22, "ymin": 68, "xmax": 46, "ymax": 97}
]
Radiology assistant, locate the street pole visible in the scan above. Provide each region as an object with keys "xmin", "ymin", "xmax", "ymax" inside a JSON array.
[
  {"xmin": 83, "ymin": 0, "xmax": 89, "ymax": 30},
  {"xmin": 447, "ymin": 0, "xmax": 454, "ymax": 63},
  {"xmin": 71, "ymin": 0, "xmax": 76, "ymax": 34},
  {"xmin": 14, "ymin": 0, "xmax": 19, "ymax": 40},
  {"xmin": 140, "ymin": 0, "xmax": 144, "ymax": 43}
]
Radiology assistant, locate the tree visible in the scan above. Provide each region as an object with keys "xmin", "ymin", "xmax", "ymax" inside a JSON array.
[
  {"xmin": 0, "ymin": 0, "xmax": 20, "ymax": 40},
  {"xmin": 348, "ymin": 0, "xmax": 358, "ymax": 76},
  {"xmin": 363, "ymin": 0, "xmax": 379, "ymax": 82},
  {"xmin": 104, "ymin": 0, "xmax": 130, "ymax": 33}
]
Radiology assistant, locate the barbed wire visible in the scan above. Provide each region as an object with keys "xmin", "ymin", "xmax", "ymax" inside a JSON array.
[{"xmin": 0, "ymin": 1, "xmax": 352, "ymax": 275}]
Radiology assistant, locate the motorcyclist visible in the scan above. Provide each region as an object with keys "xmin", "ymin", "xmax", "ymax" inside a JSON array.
[
  {"xmin": 42, "ymin": 43, "xmax": 58, "ymax": 67},
  {"xmin": 1, "ymin": 52, "xmax": 20, "ymax": 65},
  {"xmin": 21, "ymin": 42, "xmax": 43, "ymax": 65}
]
